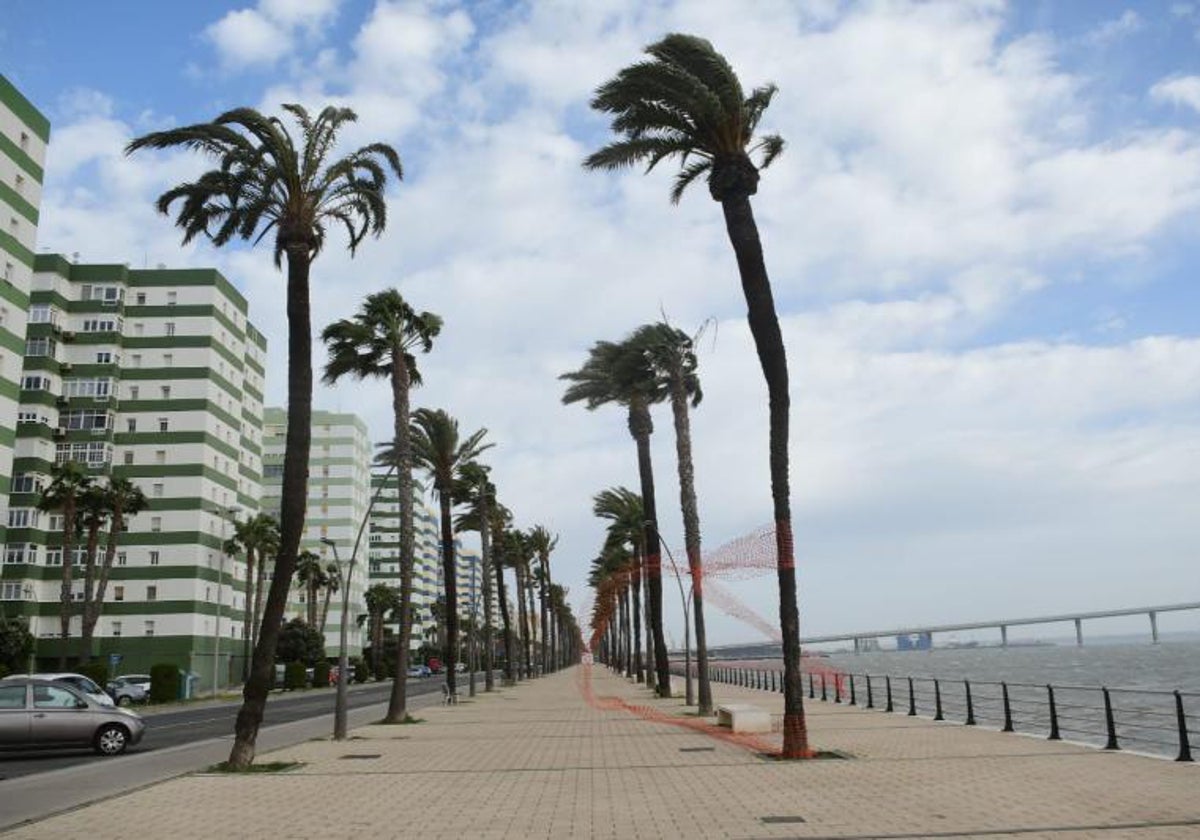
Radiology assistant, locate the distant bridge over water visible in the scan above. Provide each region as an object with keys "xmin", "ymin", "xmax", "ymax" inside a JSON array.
[{"xmin": 703, "ymin": 601, "xmax": 1200, "ymax": 656}]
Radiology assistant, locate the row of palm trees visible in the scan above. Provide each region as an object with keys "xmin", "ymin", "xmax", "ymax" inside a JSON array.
[
  {"xmin": 573, "ymin": 34, "xmax": 810, "ymax": 756},
  {"xmin": 35, "ymin": 465, "xmax": 148, "ymax": 667},
  {"xmin": 124, "ymin": 29, "xmax": 801, "ymax": 762}
]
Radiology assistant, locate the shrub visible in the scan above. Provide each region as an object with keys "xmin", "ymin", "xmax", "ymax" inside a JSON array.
[
  {"xmin": 351, "ymin": 656, "xmax": 369, "ymax": 683},
  {"xmin": 78, "ymin": 660, "xmax": 109, "ymax": 687},
  {"xmin": 276, "ymin": 619, "xmax": 325, "ymax": 665},
  {"xmin": 0, "ymin": 664, "xmax": 9, "ymax": 679},
  {"xmin": 0, "ymin": 618, "xmax": 33, "ymax": 673},
  {"xmin": 284, "ymin": 661, "xmax": 307, "ymax": 690},
  {"xmin": 312, "ymin": 661, "xmax": 331, "ymax": 687},
  {"xmin": 150, "ymin": 663, "xmax": 178, "ymax": 703}
]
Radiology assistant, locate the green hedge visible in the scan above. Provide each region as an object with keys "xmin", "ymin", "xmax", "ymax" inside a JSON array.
[
  {"xmin": 150, "ymin": 663, "xmax": 178, "ymax": 703},
  {"xmin": 351, "ymin": 656, "xmax": 369, "ymax": 683},
  {"xmin": 312, "ymin": 661, "xmax": 331, "ymax": 687},
  {"xmin": 78, "ymin": 661, "xmax": 110, "ymax": 687},
  {"xmin": 284, "ymin": 661, "xmax": 307, "ymax": 690}
]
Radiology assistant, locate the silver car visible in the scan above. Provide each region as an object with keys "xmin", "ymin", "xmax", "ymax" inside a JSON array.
[{"xmin": 0, "ymin": 677, "xmax": 146, "ymax": 755}]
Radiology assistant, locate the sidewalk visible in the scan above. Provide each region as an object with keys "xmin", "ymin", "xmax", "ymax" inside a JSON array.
[{"xmin": 8, "ymin": 666, "xmax": 1197, "ymax": 839}]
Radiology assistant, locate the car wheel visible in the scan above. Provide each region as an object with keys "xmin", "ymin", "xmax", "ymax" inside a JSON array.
[
  {"xmin": 117, "ymin": 695, "xmax": 132, "ymax": 707},
  {"xmin": 94, "ymin": 723, "xmax": 130, "ymax": 756}
]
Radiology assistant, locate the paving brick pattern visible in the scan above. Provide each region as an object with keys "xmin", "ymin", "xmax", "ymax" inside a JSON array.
[{"xmin": 8, "ymin": 666, "xmax": 1197, "ymax": 839}]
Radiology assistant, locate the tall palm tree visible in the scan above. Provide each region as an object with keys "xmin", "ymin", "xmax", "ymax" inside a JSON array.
[
  {"xmin": 561, "ymin": 338, "xmax": 672, "ymax": 695},
  {"xmin": 318, "ymin": 562, "xmax": 340, "ymax": 635},
  {"xmin": 593, "ymin": 487, "xmax": 645, "ymax": 683},
  {"xmin": 38, "ymin": 461, "xmax": 93, "ymax": 668},
  {"xmin": 322, "ymin": 289, "xmax": 440, "ymax": 723},
  {"xmin": 295, "ymin": 551, "xmax": 325, "ymax": 629},
  {"xmin": 224, "ymin": 513, "xmax": 279, "ymax": 682},
  {"xmin": 128, "ymin": 104, "xmax": 402, "ymax": 768},
  {"xmin": 80, "ymin": 478, "xmax": 148, "ymax": 662},
  {"xmin": 406, "ymin": 408, "xmax": 492, "ymax": 697},
  {"xmin": 453, "ymin": 462, "xmax": 497, "ymax": 691},
  {"xmin": 585, "ymin": 34, "xmax": 808, "ymax": 756},
  {"xmin": 75, "ymin": 485, "xmax": 108, "ymax": 661},
  {"xmin": 527, "ymin": 526, "xmax": 558, "ymax": 674},
  {"xmin": 630, "ymin": 322, "xmax": 713, "ymax": 713},
  {"xmin": 502, "ymin": 529, "xmax": 532, "ymax": 679},
  {"xmin": 489, "ymin": 507, "xmax": 517, "ymax": 682}
]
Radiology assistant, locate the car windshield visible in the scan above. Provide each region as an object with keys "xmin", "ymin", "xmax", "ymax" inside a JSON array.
[{"xmin": 67, "ymin": 676, "xmax": 102, "ymax": 694}]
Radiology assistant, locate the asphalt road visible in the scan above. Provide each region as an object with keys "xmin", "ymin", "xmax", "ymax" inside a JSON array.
[{"xmin": 0, "ymin": 677, "xmax": 445, "ymax": 781}]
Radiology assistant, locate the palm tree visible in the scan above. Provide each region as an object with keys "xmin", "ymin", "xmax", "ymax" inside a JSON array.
[
  {"xmin": 362, "ymin": 583, "xmax": 400, "ymax": 677},
  {"xmin": 490, "ymin": 506, "xmax": 517, "ymax": 682},
  {"xmin": 224, "ymin": 513, "xmax": 279, "ymax": 681},
  {"xmin": 322, "ymin": 289, "xmax": 440, "ymax": 723},
  {"xmin": 75, "ymin": 485, "xmax": 108, "ymax": 661},
  {"xmin": 630, "ymin": 322, "xmax": 713, "ymax": 713},
  {"xmin": 453, "ymin": 462, "xmax": 497, "ymax": 691},
  {"xmin": 80, "ymin": 478, "xmax": 148, "ymax": 663},
  {"xmin": 128, "ymin": 104, "xmax": 402, "ymax": 768},
  {"xmin": 527, "ymin": 526, "xmax": 558, "ymax": 674},
  {"xmin": 405, "ymin": 408, "xmax": 492, "ymax": 697},
  {"xmin": 584, "ymin": 34, "xmax": 807, "ymax": 756},
  {"xmin": 501, "ymin": 529, "xmax": 532, "ymax": 679},
  {"xmin": 318, "ymin": 562, "xmax": 340, "ymax": 635},
  {"xmin": 561, "ymin": 338, "xmax": 672, "ymax": 695},
  {"xmin": 38, "ymin": 461, "xmax": 93, "ymax": 668},
  {"xmin": 593, "ymin": 487, "xmax": 645, "ymax": 684},
  {"xmin": 295, "ymin": 551, "xmax": 325, "ymax": 629}
]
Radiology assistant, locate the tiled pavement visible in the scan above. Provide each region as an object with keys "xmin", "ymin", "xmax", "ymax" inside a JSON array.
[{"xmin": 8, "ymin": 665, "xmax": 1197, "ymax": 839}]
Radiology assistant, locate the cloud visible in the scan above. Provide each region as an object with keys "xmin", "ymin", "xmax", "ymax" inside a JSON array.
[
  {"xmin": 205, "ymin": 0, "xmax": 341, "ymax": 70},
  {"xmin": 1080, "ymin": 9, "xmax": 1143, "ymax": 47},
  {"xmin": 1150, "ymin": 75, "xmax": 1200, "ymax": 114}
]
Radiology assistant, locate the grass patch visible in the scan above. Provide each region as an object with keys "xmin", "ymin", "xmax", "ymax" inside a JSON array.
[{"xmin": 205, "ymin": 761, "xmax": 302, "ymax": 774}]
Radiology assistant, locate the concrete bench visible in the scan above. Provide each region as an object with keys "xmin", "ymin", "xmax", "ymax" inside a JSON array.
[{"xmin": 716, "ymin": 704, "xmax": 771, "ymax": 734}]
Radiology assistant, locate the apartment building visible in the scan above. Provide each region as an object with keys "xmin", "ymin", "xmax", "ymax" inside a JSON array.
[
  {"xmin": 261, "ymin": 409, "xmax": 371, "ymax": 656},
  {"xmin": 2, "ymin": 255, "xmax": 266, "ymax": 691},
  {"xmin": 0, "ymin": 75, "xmax": 49, "ymax": 562}
]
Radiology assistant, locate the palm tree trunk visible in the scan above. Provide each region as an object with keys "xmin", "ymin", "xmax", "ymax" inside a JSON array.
[
  {"xmin": 515, "ymin": 564, "xmax": 530, "ymax": 678},
  {"xmin": 252, "ymin": 549, "xmax": 267, "ymax": 654},
  {"xmin": 629, "ymin": 401, "xmax": 671, "ymax": 695},
  {"xmin": 524, "ymin": 567, "xmax": 537, "ymax": 676},
  {"xmin": 643, "ymin": 561, "xmax": 655, "ymax": 692},
  {"xmin": 78, "ymin": 521, "xmax": 103, "ymax": 661},
  {"xmin": 240, "ymin": 550, "xmax": 255, "ymax": 681},
  {"xmin": 495, "ymin": 549, "xmax": 514, "ymax": 681},
  {"xmin": 58, "ymin": 502, "xmax": 76, "ymax": 670},
  {"xmin": 623, "ymin": 583, "xmax": 633, "ymax": 677},
  {"xmin": 386, "ymin": 346, "xmax": 415, "ymax": 723},
  {"xmin": 90, "ymin": 505, "xmax": 124, "ymax": 665},
  {"xmin": 669, "ymin": 383, "xmax": 712, "ymax": 714},
  {"xmin": 229, "ymin": 247, "xmax": 313, "ymax": 768},
  {"xmin": 539, "ymin": 562, "xmax": 549, "ymax": 674},
  {"xmin": 631, "ymin": 553, "xmax": 643, "ymax": 683},
  {"xmin": 319, "ymin": 581, "xmax": 333, "ymax": 635},
  {"xmin": 479, "ymin": 494, "xmax": 495, "ymax": 691},
  {"xmin": 721, "ymin": 192, "xmax": 808, "ymax": 758},
  {"xmin": 438, "ymin": 492, "xmax": 459, "ymax": 696}
]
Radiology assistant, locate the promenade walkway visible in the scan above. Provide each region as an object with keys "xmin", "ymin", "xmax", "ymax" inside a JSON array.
[{"xmin": 8, "ymin": 665, "xmax": 1197, "ymax": 839}]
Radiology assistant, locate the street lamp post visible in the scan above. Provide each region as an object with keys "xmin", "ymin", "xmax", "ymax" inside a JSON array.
[
  {"xmin": 468, "ymin": 558, "xmax": 477, "ymax": 698},
  {"xmin": 659, "ymin": 536, "xmax": 694, "ymax": 706}
]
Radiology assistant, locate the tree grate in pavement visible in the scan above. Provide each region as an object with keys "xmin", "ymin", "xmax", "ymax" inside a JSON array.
[
  {"xmin": 679, "ymin": 747, "xmax": 716, "ymax": 752},
  {"xmin": 760, "ymin": 815, "xmax": 806, "ymax": 824},
  {"xmin": 339, "ymin": 754, "xmax": 381, "ymax": 760}
]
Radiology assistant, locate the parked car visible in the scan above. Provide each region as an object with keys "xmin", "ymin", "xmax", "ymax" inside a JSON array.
[
  {"xmin": 106, "ymin": 676, "xmax": 149, "ymax": 706},
  {"xmin": 406, "ymin": 665, "xmax": 429, "ymax": 678},
  {"xmin": 5, "ymin": 673, "xmax": 116, "ymax": 708},
  {"xmin": 115, "ymin": 674, "xmax": 152, "ymax": 693},
  {"xmin": 0, "ymin": 677, "xmax": 146, "ymax": 755}
]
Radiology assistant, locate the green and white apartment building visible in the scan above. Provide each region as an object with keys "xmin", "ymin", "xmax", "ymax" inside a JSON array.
[
  {"xmin": 0, "ymin": 75, "xmax": 50, "ymax": 573},
  {"xmin": 3, "ymin": 254, "xmax": 267, "ymax": 690},
  {"xmin": 261, "ymin": 409, "xmax": 372, "ymax": 657}
]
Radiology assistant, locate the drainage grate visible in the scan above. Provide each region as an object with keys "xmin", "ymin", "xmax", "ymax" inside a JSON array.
[
  {"xmin": 339, "ymin": 753, "xmax": 381, "ymax": 760},
  {"xmin": 679, "ymin": 746, "xmax": 716, "ymax": 753},
  {"xmin": 760, "ymin": 816, "xmax": 806, "ymax": 825}
]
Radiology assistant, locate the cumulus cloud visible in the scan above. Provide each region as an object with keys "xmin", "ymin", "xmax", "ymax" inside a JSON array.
[
  {"xmin": 1151, "ymin": 75, "xmax": 1200, "ymax": 114},
  {"xmin": 32, "ymin": 0, "xmax": 1200, "ymax": 638},
  {"xmin": 1080, "ymin": 9, "xmax": 1143, "ymax": 46}
]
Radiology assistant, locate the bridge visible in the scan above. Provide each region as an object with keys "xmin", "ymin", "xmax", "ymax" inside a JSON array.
[{"xmin": 704, "ymin": 601, "xmax": 1200, "ymax": 655}]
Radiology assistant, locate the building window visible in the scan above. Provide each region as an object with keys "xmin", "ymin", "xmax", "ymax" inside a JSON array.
[
  {"xmin": 136, "ymin": 292, "xmax": 146, "ymax": 305},
  {"xmin": 161, "ymin": 386, "xmax": 171, "ymax": 399},
  {"xmin": 95, "ymin": 351, "xmax": 112, "ymax": 364},
  {"xmin": 123, "ymin": 451, "xmax": 134, "ymax": 465},
  {"xmin": 155, "ymin": 450, "xmax": 166, "ymax": 464},
  {"xmin": 81, "ymin": 318, "xmax": 117, "ymax": 333},
  {"xmin": 117, "ymin": 552, "xmax": 126, "ymax": 566},
  {"xmin": 133, "ymin": 323, "xmax": 143, "ymax": 337},
  {"xmin": 129, "ymin": 385, "xmax": 139, "ymax": 400},
  {"xmin": 146, "ymin": 585, "xmax": 157, "ymax": 601},
  {"xmin": 131, "ymin": 354, "xmax": 141, "ymax": 367},
  {"xmin": 163, "ymin": 353, "xmax": 173, "ymax": 367},
  {"xmin": 113, "ymin": 585, "xmax": 124, "ymax": 602},
  {"xmin": 144, "ymin": 620, "xmax": 155, "ymax": 637},
  {"xmin": 152, "ymin": 483, "xmax": 164, "ymax": 498},
  {"xmin": 21, "ymin": 375, "xmax": 50, "ymax": 391},
  {"xmin": 167, "ymin": 291, "xmax": 177, "ymax": 305},
  {"xmin": 127, "ymin": 418, "xmax": 137, "ymax": 433},
  {"xmin": 111, "ymin": 621, "xmax": 122, "ymax": 638},
  {"xmin": 158, "ymin": 417, "xmax": 169, "ymax": 433},
  {"xmin": 150, "ymin": 518, "xmax": 162, "ymax": 533},
  {"xmin": 149, "ymin": 551, "xmax": 160, "ymax": 566},
  {"xmin": 54, "ymin": 442, "xmax": 112, "ymax": 467},
  {"xmin": 165, "ymin": 322, "xmax": 176, "ymax": 337},
  {"xmin": 62, "ymin": 377, "xmax": 112, "ymax": 398}
]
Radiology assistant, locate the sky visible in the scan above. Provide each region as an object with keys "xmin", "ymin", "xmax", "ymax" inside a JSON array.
[{"xmin": 3, "ymin": 0, "xmax": 1199, "ymax": 647}]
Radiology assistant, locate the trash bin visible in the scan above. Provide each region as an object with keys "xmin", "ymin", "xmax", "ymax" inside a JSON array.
[{"xmin": 180, "ymin": 670, "xmax": 200, "ymax": 700}]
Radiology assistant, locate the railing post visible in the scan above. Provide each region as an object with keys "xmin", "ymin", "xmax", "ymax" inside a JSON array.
[
  {"xmin": 934, "ymin": 679, "xmax": 944, "ymax": 721},
  {"xmin": 885, "ymin": 676, "xmax": 894, "ymax": 713},
  {"xmin": 964, "ymin": 680, "xmax": 976, "ymax": 726},
  {"xmin": 778, "ymin": 671, "xmax": 783, "ymax": 693},
  {"xmin": 834, "ymin": 674, "xmax": 842, "ymax": 704},
  {"xmin": 1102, "ymin": 687, "xmax": 1119, "ymax": 750},
  {"xmin": 821, "ymin": 673, "xmax": 828, "ymax": 702},
  {"xmin": 1047, "ymin": 685, "xmax": 1061, "ymax": 740},
  {"xmin": 808, "ymin": 672, "xmax": 814, "ymax": 699},
  {"xmin": 907, "ymin": 677, "xmax": 916, "ymax": 716},
  {"xmin": 1175, "ymin": 691, "xmax": 1193, "ymax": 762},
  {"xmin": 849, "ymin": 674, "xmax": 857, "ymax": 706},
  {"xmin": 866, "ymin": 675, "xmax": 874, "ymax": 709},
  {"xmin": 1002, "ymin": 682, "xmax": 1014, "ymax": 732},
  {"xmin": 758, "ymin": 670, "xmax": 764, "ymax": 691}
]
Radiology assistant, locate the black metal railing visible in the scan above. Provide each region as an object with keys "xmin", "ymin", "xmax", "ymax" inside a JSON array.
[{"xmin": 685, "ymin": 664, "xmax": 1195, "ymax": 762}]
